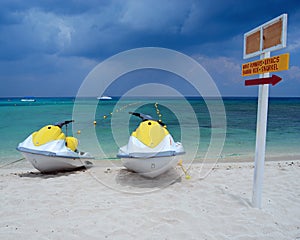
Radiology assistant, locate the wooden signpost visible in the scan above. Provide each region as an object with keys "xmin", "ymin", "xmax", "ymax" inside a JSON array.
[
  {"xmin": 242, "ymin": 14, "xmax": 289, "ymax": 208},
  {"xmin": 244, "ymin": 14, "xmax": 288, "ymax": 59}
]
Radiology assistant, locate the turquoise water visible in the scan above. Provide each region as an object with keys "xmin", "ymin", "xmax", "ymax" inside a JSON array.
[{"xmin": 0, "ymin": 97, "xmax": 299, "ymax": 165}]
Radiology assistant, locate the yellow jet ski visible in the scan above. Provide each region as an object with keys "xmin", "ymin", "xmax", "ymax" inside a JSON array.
[
  {"xmin": 117, "ymin": 112, "xmax": 185, "ymax": 178},
  {"xmin": 17, "ymin": 120, "xmax": 93, "ymax": 173}
]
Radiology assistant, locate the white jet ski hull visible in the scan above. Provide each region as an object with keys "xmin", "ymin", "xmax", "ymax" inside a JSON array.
[
  {"xmin": 20, "ymin": 151, "xmax": 92, "ymax": 173},
  {"xmin": 121, "ymin": 155, "xmax": 180, "ymax": 178},
  {"xmin": 17, "ymin": 134, "xmax": 93, "ymax": 173}
]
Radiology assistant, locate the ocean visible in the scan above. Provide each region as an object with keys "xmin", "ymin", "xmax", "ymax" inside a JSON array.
[{"xmin": 0, "ymin": 97, "xmax": 299, "ymax": 166}]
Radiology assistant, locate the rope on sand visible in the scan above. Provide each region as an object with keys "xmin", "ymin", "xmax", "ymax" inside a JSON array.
[{"xmin": 0, "ymin": 157, "xmax": 25, "ymax": 168}]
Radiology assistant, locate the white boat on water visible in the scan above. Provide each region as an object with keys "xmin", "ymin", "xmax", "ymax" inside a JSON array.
[
  {"xmin": 21, "ymin": 97, "xmax": 36, "ymax": 102},
  {"xmin": 97, "ymin": 96, "xmax": 112, "ymax": 100},
  {"xmin": 117, "ymin": 112, "xmax": 185, "ymax": 178},
  {"xmin": 17, "ymin": 120, "xmax": 93, "ymax": 173}
]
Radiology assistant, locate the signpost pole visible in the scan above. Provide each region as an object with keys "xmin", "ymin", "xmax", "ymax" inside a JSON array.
[
  {"xmin": 252, "ymin": 51, "xmax": 270, "ymax": 208},
  {"xmin": 243, "ymin": 14, "xmax": 288, "ymax": 209}
]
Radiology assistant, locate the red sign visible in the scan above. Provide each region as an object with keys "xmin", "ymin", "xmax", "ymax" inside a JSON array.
[{"xmin": 245, "ymin": 75, "xmax": 282, "ymax": 86}]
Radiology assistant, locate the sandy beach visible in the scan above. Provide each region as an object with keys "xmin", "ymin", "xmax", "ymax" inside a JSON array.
[{"xmin": 1, "ymin": 159, "xmax": 299, "ymax": 240}]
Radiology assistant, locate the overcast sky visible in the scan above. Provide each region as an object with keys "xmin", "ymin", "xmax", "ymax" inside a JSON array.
[{"xmin": 1, "ymin": 0, "xmax": 299, "ymax": 97}]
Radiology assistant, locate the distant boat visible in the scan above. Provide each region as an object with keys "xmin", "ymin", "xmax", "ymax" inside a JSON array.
[
  {"xmin": 21, "ymin": 97, "xmax": 36, "ymax": 102},
  {"xmin": 97, "ymin": 96, "xmax": 112, "ymax": 100}
]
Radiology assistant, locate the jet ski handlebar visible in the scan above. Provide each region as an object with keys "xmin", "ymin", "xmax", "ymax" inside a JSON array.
[
  {"xmin": 55, "ymin": 120, "xmax": 74, "ymax": 128},
  {"xmin": 129, "ymin": 112, "xmax": 154, "ymax": 121},
  {"xmin": 129, "ymin": 112, "xmax": 165, "ymax": 127}
]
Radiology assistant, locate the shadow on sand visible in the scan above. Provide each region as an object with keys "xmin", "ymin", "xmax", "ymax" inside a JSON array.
[
  {"xmin": 17, "ymin": 165, "xmax": 92, "ymax": 179},
  {"xmin": 115, "ymin": 167, "xmax": 182, "ymax": 189}
]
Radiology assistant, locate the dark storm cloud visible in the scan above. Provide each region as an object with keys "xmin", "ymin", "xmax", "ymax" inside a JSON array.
[
  {"xmin": 1, "ymin": 0, "xmax": 300, "ymax": 59},
  {"xmin": 0, "ymin": 0, "xmax": 299, "ymax": 97}
]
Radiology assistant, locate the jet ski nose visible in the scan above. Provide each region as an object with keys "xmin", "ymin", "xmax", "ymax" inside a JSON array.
[{"xmin": 131, "ymin": 120, "xmax": 169, "ymax": 148}]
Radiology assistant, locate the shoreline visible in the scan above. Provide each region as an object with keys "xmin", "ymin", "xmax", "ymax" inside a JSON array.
[{"xmin": 2, "ymin": 152, "xmax": 300, "ymax": 169}]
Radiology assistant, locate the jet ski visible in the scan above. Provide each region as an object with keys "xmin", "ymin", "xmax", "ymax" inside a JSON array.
[
  {"xmin": 117, "ymin": 112, "xmax": 185, "ymax": 178},
  {"xmin": 17, "ymin": 120, "xmax": 93, "ymax": 173}
]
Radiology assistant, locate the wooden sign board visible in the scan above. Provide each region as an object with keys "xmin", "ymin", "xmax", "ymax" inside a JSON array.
[
  {"xmin": 245, "ymin": 30, "xmax": 260, "ymax": 56},
  {"xmin": 244, "ymin": 14, "xmax": 287, "ymax": 59},
  {"xmin": 242, "ymin": 53, "xmax": 289, "ymax": 76}
]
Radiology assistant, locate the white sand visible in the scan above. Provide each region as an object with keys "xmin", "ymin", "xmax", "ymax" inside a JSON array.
[{"xmin": 0, "ymin": 160, "xmax": 299, "ymax": 240}]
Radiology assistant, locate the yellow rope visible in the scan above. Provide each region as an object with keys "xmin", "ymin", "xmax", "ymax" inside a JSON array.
[
  {"xmin": 154, "ymin": 102, "xmax": 161, "ymax": 121},
  {"xmin": 178, "ymin": 159, "xmax": 191, "ymax": 179},
  {"xmin": 102, "ymin": 102, "xmax": 141, "ymax": 120}
]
